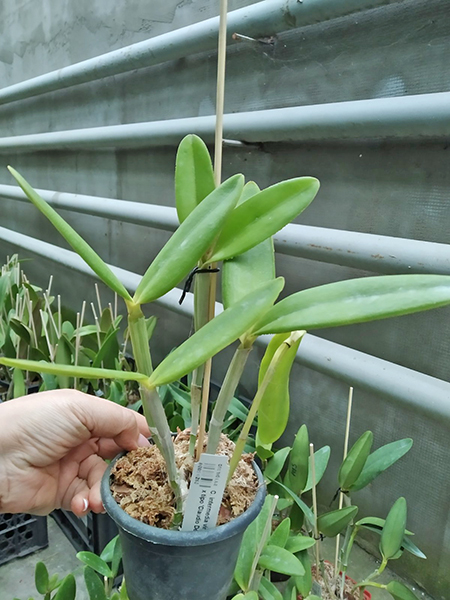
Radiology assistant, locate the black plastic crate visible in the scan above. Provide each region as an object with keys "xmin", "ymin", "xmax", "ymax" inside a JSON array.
[
  {"xmin": 0, "ymin": 513, "xmax": 48, "ymax": 566},
  {"xmin": 51, "ymin": 509, "xmax": 118, "ymax": 555}
]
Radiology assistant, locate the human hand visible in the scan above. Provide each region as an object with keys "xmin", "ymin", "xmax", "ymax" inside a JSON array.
[{"xmin": 0, "ymin": 389, "xmax": 150, "ymax": 517}]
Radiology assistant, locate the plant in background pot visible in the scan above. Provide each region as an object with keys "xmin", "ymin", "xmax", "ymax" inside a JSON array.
[{"xmin": 1, "ymin": 135, "xmax": 449, "ymax": 600}]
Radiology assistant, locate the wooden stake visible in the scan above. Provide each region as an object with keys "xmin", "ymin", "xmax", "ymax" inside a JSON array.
[
  {"xmin": 334, "ymin": 387, "xmax": 354, "ymax": 591},
  {"xmin": 95, "ymin": 283, "xmax": 103, "ymax": 318},
  {"xmin": 40, "ymin": 309, "xmax": 55, "ymax": 361},
  {"xmin": 46, "ymin": 275, "xmax": 54, "ymax": 297},
  {"xmin": 57, "ymin": 295, "xmax": 62, "ymax": 337},
  {"xmin": 310, "ymin": 442, "xmax": 320, "ymax": 570}
]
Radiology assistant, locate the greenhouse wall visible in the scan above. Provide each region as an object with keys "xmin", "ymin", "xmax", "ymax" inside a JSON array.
[{"xmin": 0, "ymin": 1, "xmax": 449, "ymax": 597}]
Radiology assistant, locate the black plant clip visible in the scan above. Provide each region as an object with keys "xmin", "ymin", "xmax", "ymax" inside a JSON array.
[{"xmin": 178, "ymin": 267, "xmax": 220, "ymax": 305}]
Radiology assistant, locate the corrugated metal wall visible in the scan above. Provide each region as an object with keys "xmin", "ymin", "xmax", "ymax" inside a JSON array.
[{"xmin": 0, "ymin": 1, "xmax": 449, "ymax": 597}]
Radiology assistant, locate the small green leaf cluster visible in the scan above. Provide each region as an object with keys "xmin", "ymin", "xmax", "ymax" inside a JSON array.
[{"xmin": 12, "ymin": 561, "xmax": 76, "ymax": 600}]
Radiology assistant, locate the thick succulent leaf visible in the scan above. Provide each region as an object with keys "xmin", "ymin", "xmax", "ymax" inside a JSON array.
[
  {"xmin": 386, "ymin": 581, "xmax": 420, "ymax": 600},
  {"xmin": 232, "ymin": 593, "xmax": 259, "ymax": 600},
  {"xmin": 8, "ymin": 167, "xmax": 132, "ymax": 301},
  {"xmin": 148, "ymin": 278, "xmax": 284, "ymax": 387},
  {"xmin": 76, "ymin": 552, "xmax": 113, "ymax": 578},
  {"xmin": 259, "ymin": 575, "xmax": 283, "ymax": 600},
  {"xmin": 304, "ymin": 446, "xmax": 331, "ymax": 492},
  {"xmin": 285, "ymin": 425, "xmax": 309, "ymax": 494},
  {"xmin": 257, "ymin": 332, "xmax": 304, "ymax": 444},
  {"xmin": 380, "ymin": 498, "xmax": 407, "ymax": 560},
  {"xmin": 175, "ymin": 134, "xmax": 215, "ymax": 223},
  {"xmin": 53, "ymin": 574, "xmax": 76, "ymax": 600},
  {"xmin": 264, "ymin": 447, "xmax": 291, "ymax": 481},
  {"xmin": 254, "ymin": 274, "xmax": 450, "ymax": 334},
  {"xmin": 338, "ymin": 431, "xmax": 373, "ymax": 491},
  {"xmin": 285, "ymin": 535, "xmax": 316, "ymax": 553},
  {"xmin": 269, "ymin": 518, "xmax": 290, "ymax": 548},
  {"xmin": 267, "ymin": 477, "xmax": 315, "ymax": 526},
  {"xmin": 133, "ymin": 174, "xmax": 244, "ymax": 304},
  {"xmin": 83, "ymin": 567, "xmax": 107, "ymax": 600},
  {"xmin": 294, "ymin": 550, "xmax": 313, "ymax": 597},
  {"xmin": 317, "ymin": 505, "xmax": 358, "ymax": 537},
  {"xmin": 258, "ymin": 545, "xmax": 305, "ymax": 577},
  {"xmin": 234, "ymin": 495, "xmax": 273, "ymax": 590},
  {"xmin": 350, "ymin": 438, "xmax": 413, "ymax": 491},
  {"xmin": 208, "ymin": 177, "xmax": 320, "ymax": 263},
  {"xmin": 12, "ymin": 368, "xmax": 25, "ymax": 399},
  {"xmin": 35, "ymin": 562, "xmax": 49, "ymax": 594},
  {"xmin": 0, "ymin": 357, "xmax": 149, "ymax": 384}
]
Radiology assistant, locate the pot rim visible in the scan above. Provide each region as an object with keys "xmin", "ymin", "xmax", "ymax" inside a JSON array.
[{"xmin": 101, "ymin": 452, "xmax": 266, "ymax": 547}]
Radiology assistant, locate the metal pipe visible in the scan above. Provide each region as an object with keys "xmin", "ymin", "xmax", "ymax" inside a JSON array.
[
  {"xmin": 0, "ymin": 0, "xmax": 403, "ymax": 106},
  {"xmin": 0, "ymin": 226, "xmax": 449, "ymax": 422},
  {"xmin": 2, "ymin": 183, "xmax": 450, "ymax": 275},
  {"xmin": 1, "ymin": 91, "xmax": 450, "ymax": 152}
]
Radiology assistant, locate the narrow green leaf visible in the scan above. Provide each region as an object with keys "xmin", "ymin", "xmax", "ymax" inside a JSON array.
[
  {"xmin": 380, "ymin": 498, "xmax": 407, "ymax": 560},
  {"xmin": 285, "ymin": 425, "xmax": 309, "ymax": 494},
  {"xmin": 55, "ymin": 336, "xmax": 73, "ymax": 388},
  {"xmin": 400, "ymin": 535, "xmax": 426, "ymax": 559},
  {"xmin": 255, "ymin": 274, "xmax": 450, "ymax": 334},
  {"xmin": 148, "ymin": 278, "xmax": 284, "ymax": 387},
  {"xmin": 269, "ymin": 518, "xmax": 291, "ymax": 548},
  {"xmin": 0, "ymin": 357, "xmax": 149, "ymax": 384},
  {"xmin": 338, "ymin": 431, "xmax": 373, "ymax": 491},
  {"xmin": 350, "ymin": 439, "xmax": 413, "ymax": 491},
  {"xmin": 175, "ymin": 134, "xmax": 215, "ymax": 223},
  {"xmin": 12, "ymin": 368, "xmax": 26, "ymax": 399},
  {"xmin": 208, "ymin": 177, "xmax": 320, "ymax": 263},
  {"xmin": 317, "ymin": 505, "xmax": 358, "ymax": 537},
  {"xmin": 35, "ymin": 562, "xmax": 49, "ymax": 594},
  {"xmin": 264, "ymin": 447, "xmax": 291, "ymax": 481},
  {"xmin": 386, "ymin": 581, "xmax": 420, "ymax": 600},
  {"xmin": 304, "ymin": 446, "xmax": 331, "ymax": 492},
  {"xmin": 285, "ymin": 535, "xmax": 316, "ymax": 554},
  {"xmin": 83, "ymin": 567, "xmax": 107, "ymax": 600},
  {"xmin": 53, "ymin": 574, "xmax": 76, "ymax": 600},
  {"xmin": 92, "ymin": 327, "xmax": 120, "ymax": 369},
  {"xmin": 259, "ymin": 575, "xmax": 283, "ymax": 600},
  {"xmin": 8, "ymin": 167, "xmax": 131, "ymax": 301},
  {"xmin": 133, "ymin": 174, "xmax": 244, "ymax": 304},
  {"xmin": 267, "ymin": 477, "xmax": 315, "ymax": 526},
  {"xmin": 77, "ymin": 552, "xmax": 113, "ymax": 578},
  {"xmin": 258, "ymin": 545, "xmax": 305, "ymax": 576}
]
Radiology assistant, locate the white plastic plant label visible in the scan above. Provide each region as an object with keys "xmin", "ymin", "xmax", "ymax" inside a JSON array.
[{"xmin": 181, "ymin": 453, "xmax": 229, "ymax": 531}]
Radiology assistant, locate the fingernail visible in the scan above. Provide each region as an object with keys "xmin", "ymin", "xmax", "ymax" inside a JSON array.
[
  {"xmin": 83, "ymin": 498, "xmax": 89, "ymax": 512},
  {"xmin": 138, "ymin": 434, "xmax": 151, "ymax": 447}
]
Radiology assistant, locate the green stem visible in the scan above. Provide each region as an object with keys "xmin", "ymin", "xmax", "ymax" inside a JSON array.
[
  {"xmin": 189, "ymin": 366, "xmax": 204, "ymax": 455},
  {"xmin": 227, "ymin": 333, "xmax": 298, "ymax": 482},
  {"xmin": 352, "ymin": 557, "xmax": 388, "ymax": 592},
  {"xmin": 127, "ymin": 303, "xmax": 183, "ymax": 515},
  {"xmin": 206, "ymin": 344, "xmax": 252, "ymax": 454}
]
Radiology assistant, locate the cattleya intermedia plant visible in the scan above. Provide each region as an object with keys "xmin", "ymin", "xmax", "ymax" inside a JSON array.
[{"xmin": 3, "ymin": 134, "xmax": 450, "ymax": 521}]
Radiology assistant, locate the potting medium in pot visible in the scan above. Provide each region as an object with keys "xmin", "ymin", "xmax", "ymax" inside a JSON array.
[{"xmin": 101, "ymin": 452, "xmax": 265, "ymax": 600}]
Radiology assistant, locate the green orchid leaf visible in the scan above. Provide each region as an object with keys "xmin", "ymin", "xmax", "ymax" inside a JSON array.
[
  {"xmin": 264, "ymin": 447, "xmax": 291, "ymax": 481},
  {"xmin": 175, "ymin": 134, "xmax": 215, "ymax": 223},
  {"xmin": 338, "ymin": 431, "xmax": 373, "ymax": 491},
  {"xmin": 400, "ymin": 535, "xmax": 426, "ymax": 559},
  {"xmin": 100, "ymin": 535, "xmax": 119, "ymax": 563},
  {"xmin": 380, "ymin": 498, "xmax": 407, "ymax": 560},
  {"xmin": 207, "ymin": 177, "xmax": 320, "ymax": 263},
  {"xmin": 259, "ymin": 575, "xmax": 283, "ymax": 600},
  {"xmin": 92, "ymin": 327, "xmax": 120, "ymax": 369},
  {"xmin": 356, "ymin": 518, "xmax": 423, "ymax": 558},
  {"xmin": 83, "ymin": 567, "xmax": 107, "ymax": 600},
  {"xmin": 146, "ymin": 315, "xmax": 157, "ymax": 340},
  {"xmin": 386, "ymin": 581, "xmax": 420, "ymax": 600},
  {"xmin": 12, "ymin": 368, "xmax": 25, "ymax": 399},
  {"xmin": 232, "ymin": 593, "xmax": 259, "ymax": 600},
  {"xmin": 350, "ymin": 438, "xmax": 413, "ymax": 491},
  {"xmin": 55, "ymin": 335, "xmax": 73, "ymax": 388},
  {"xmin": 119, "ymin": 579, "xmax": 128, "ymax": 600},
  {"xmin": 282, "ymin": 578, "xmax": 298, "ymax": 600},
  {"xmin": 35, "ymin": 562, "xmax": 49, "ymax": 594},
  {"xmin": 317, "ymin": 505, "xmax": 358, "ymax": 537},
  {"xmin": 77, "ymin": 552, "xmax": 113, "ymax": 578},
  {"xmin": 269, "ymin": 518, "xmax": 291, "ymax": 548},
  {"xmin": 234, "ymin": 495, "xmax": 273, "ymax": 590},
  {"xmin": 267, "ymin": 477, "xmax": 315, "ymax": 526},
  {"xmin": 148, "ymin": 278, "xmax": 284, "ymax": 387},
  {"xmin": 304, "ymin": 446, "xmax": 331, "ymax": 492},
  {"xmin": 257, "ymin": 332, "xmax": 304, "ymax": 444},
  {"xmin": 133, "ymin": 173, "xmax": 244, "ymax": 304},
  {"xmin": 294, "ymin": 550, "xmax": 313, "ymax": 597},
  {"xmin": 356, "ymin": 516, "xmax": 413, "ymax": 536},
  {"xmin": 10, "ymin": 318, "xmax": 32, "ymax": 345},
  {"xmin": 254, "ymin": 274, "xmax": 450, "ymax": 334},
  {"xmin": 258, "ymin": 545, "xmax": 305, "ymax": 577},
  {"xmin": 0, "ymin": 357, "xmax": 149, "ymax": 384},
  {"xmin": 285, "ymin": 535, "xmax": 316, "ymax": 554},
  {"xmin": 285, "ymin": 425, "xmax": 309, "ymax": 494},
  {"xmin": 53, "ymin": 574, "xmax": 76, "ymax": 600},
  {"xmin": 8, "ymin": 167, "xmax": 132, "ymax": 301}
]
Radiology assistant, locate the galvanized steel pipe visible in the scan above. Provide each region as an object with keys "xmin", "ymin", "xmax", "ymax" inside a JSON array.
[
  {"xmin": 0, "ymin": 0, "xmax": 404, "ymax": 106},
  {"xmin": 2, "ymin": 183, "xmax": 450, "ymax": 275},
  {"xmin": 0, "ymin": 226, "xmax": 449, "ymax": 422},
  {"xmin": 1, "ymin": 92, "xmax": 450, "ymax": 152}
]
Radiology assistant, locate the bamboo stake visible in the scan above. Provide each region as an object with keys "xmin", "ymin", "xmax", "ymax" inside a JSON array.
[
  {"xmin": 74, "ymin": 312, "xmax": 81, "ymax": 389},
  {"xmin": 196, "ymin": 0, "xmax": 228, "ymax": 459},
  {"xmin": 40, "ymin": 309, "xmax": 55, "ymax": 361},
  {"xmin": 310, "ymin": 442, "xmax": 320, "ymax": 571},
  {"xmin": 57, "ymin": 295, "xmax": 62, "ymax": 337},
  {"xmin": 95, "ymin": 283, "xmax": 103, "ymax": 318},
  {"xmin": 46, "ymin": 275, "xmax": 53, "ymax": 297},
  {"xmin": 43, "ymin": 292, "xmax": 59, "ymax": 338}
]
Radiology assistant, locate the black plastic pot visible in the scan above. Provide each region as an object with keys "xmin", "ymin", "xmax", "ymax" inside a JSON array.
[{"xmin": 101, "ymin": 455, "xmax": 265, "ymax": 600}]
